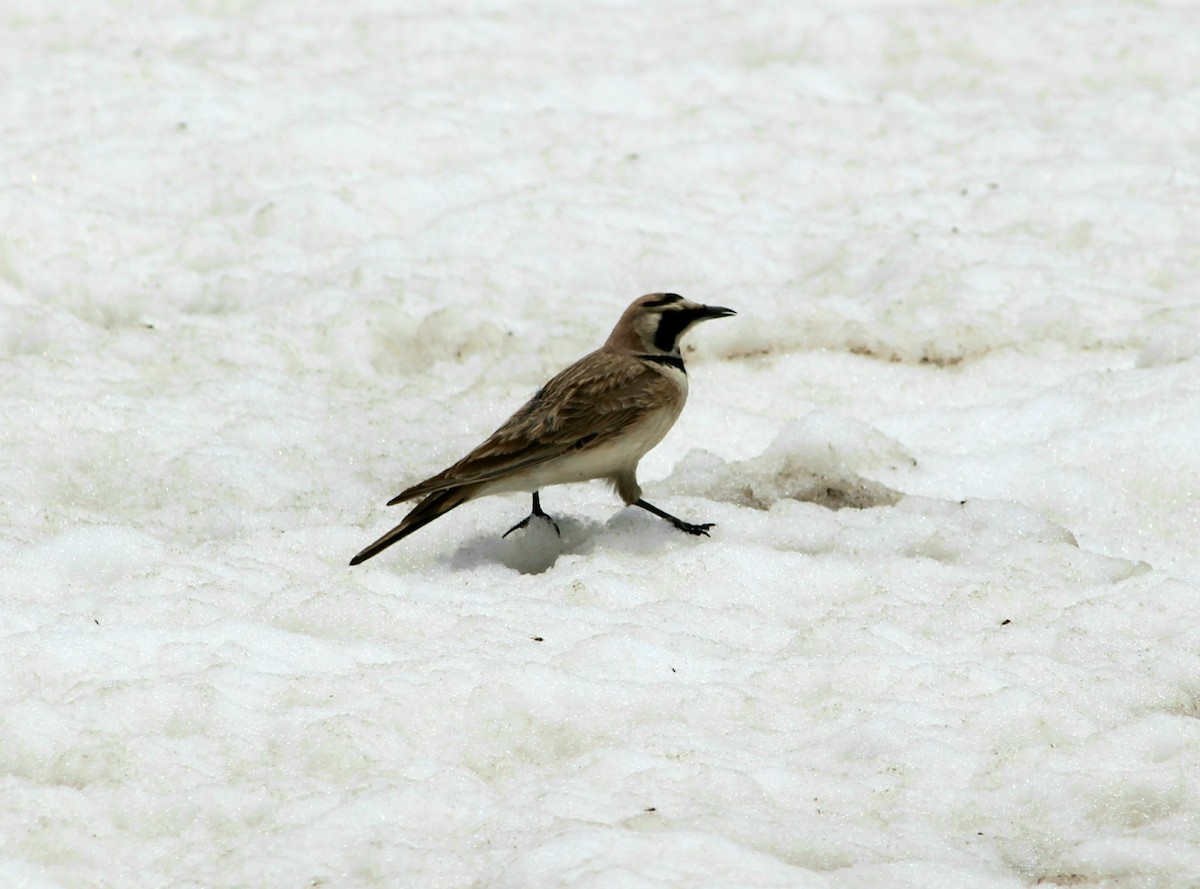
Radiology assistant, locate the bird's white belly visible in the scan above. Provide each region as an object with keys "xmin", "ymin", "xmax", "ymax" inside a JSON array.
[{"xmin": 486, "ymin": 403, "xmax": 683, "ymax": 495}]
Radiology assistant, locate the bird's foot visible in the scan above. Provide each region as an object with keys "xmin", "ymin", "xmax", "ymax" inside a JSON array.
[
  {"xmin": 633, "ymin": 499, "xmax": 715, "ymax": 537},
  {"xmin": 503, "ymin": 513, "xmax": 561, "ymax": 538},
  {"xmin": 670, "ymin": 519, "xmax": 714, "ymax": 536},
  {"xmin": 503, "ymin": 493, "xmax": 561, "ymax": 539}
]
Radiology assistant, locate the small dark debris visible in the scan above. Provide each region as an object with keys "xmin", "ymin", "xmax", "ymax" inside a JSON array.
[
  {"xmin": 531, "ymin": 636, "xmax": 543, "ymax": 642},
  {"xmin": 644, "ymin": 807, "xmax": 656, "ymax": 812},
  {"xmin": 1000, "ymin": 619, "xmax": 1011, "ymax": 626}
]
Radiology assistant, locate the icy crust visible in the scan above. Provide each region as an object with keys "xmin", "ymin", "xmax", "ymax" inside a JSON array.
[
  {"xmin": 3, "ymin": 483, "xmax": 1174, "ymax": 888},
  {"xmin": 702, "ymin": 274, "xmax": 1200, "ymax": 369}
]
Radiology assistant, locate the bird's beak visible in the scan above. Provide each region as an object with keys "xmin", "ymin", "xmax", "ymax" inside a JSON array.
[{"xmin": 699, "ymin": 304, "xmax": 736, "ymax": 320}]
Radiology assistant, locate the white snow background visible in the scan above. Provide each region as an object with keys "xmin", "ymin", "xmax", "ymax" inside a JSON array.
[{"xmin": 3, "ymin": 1, "xmax": 1199, "ymax": 886}]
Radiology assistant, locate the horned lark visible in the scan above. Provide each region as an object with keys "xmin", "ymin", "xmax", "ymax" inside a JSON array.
[{"xmin": 349, "ymin": 293, "xmax": 735, "ymax": 565}]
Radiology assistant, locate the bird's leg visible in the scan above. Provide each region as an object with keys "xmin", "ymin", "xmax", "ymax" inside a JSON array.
[
  {"xmin": 634, "ymin": 499, "xmax": 714, "ymax": 536},
  {"xmin": 502, "ymin": 491, "xmax": 561, "ymax": 538}
]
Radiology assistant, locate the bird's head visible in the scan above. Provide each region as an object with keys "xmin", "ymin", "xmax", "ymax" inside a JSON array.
[{"xmin": 607, "ymin": 293, "xmax": 736, "ymax": 355}]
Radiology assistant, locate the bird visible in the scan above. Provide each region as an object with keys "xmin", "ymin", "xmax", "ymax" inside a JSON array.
[{"xmin": 349, "ymin": 292, "xmax": 736, "ymax": 565}]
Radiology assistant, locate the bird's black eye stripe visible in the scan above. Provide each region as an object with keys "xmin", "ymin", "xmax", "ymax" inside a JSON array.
[
  {"xmin": 642, "ymin": 293, "xmax": 683, "ymax": 309},
  {"xmin": 653, "ymin": 307, "xmax": 708, "ymax": 352}
]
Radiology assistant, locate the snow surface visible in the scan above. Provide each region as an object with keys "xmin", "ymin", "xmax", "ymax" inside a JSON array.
[{"xmin": 3, "ymin": 1, "xmax": 1200, "ymax": 886}]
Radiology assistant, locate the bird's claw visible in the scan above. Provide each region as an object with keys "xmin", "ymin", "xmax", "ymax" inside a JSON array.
[
  {"xmin": 674, "ymin": 521, "xmax": 714, "ymax": 536},
  {"xmin": 503, "ymin": 512, "xmax": 561, "ymax": 539}
]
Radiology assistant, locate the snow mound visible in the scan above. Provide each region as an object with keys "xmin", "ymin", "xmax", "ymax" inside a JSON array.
[
  {"xmin": 497, "ymin": 510, "xmax": 569, "ymax": 575},
  {"xmin": 668, "ymin": 414, "xmax": 909, "ymax": 511}
]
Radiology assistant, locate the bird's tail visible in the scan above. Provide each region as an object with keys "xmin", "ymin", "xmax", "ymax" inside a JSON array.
[{"xmin": 349, "ymin": 487, "xmax": 472, "ymax": 565}]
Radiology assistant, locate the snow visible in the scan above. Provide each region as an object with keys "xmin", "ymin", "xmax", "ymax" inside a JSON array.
[{"xmin": 3, "ymin": 0, "xmax": 1200, "ymax": 886}]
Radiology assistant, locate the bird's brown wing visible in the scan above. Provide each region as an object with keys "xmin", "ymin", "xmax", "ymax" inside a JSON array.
[{"xmin": 390, "ymin": 350, "xmax": 674, "ymax": 503}]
